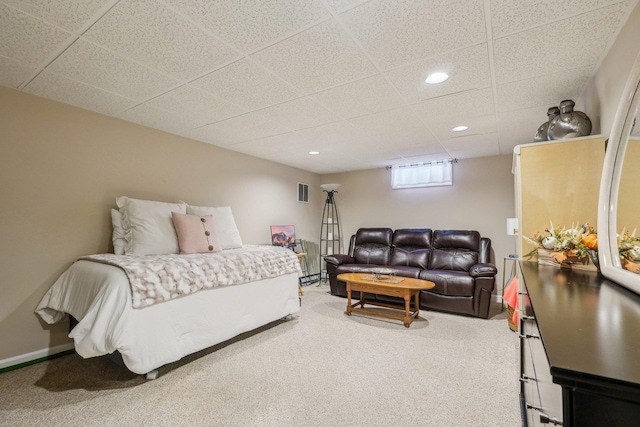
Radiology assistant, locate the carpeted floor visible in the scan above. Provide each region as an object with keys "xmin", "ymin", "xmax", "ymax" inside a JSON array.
[{"xmin": 0, "ymin": 284, "xmax": 520, "ymax": 427}]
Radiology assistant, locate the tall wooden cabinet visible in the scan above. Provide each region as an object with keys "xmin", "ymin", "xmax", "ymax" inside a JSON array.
[{"xmin": 513, "ymin": 135, "xmax": 606, "ymax": 259}]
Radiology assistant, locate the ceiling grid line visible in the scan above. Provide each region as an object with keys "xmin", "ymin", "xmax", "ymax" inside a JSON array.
[{"xmin": 0, "ymin": 0, "xmax": 636, "ymax": 173}]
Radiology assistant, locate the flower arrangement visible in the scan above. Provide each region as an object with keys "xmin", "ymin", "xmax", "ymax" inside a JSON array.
[
  {"xmin": 524, "ymin": 222, "xmax": 640, "ymax": 273},
  {"xmin": 524, "ymin": 222, "xmax": 598, "ymax": 267},
  {"xmin": 618, "ymin": 229, "xmax": 640, "ymax": 272}
]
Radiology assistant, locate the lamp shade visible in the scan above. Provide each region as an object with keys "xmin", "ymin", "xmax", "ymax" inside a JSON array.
[
  {"xmin": 506, "ymin": 218, "xmax": 519, "ymax": 236},
  {"xmin": 320, "ymin": 183, "xmax": 341, "ymax": 192}
]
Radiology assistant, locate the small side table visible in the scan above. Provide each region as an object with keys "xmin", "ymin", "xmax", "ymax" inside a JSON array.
[
  {"xmin": 296, "ymin": 253, "xmax": 306, "ymax": 296},
  {"xmin": 501, "ymin": 256, "xmax": 518, "ymax": 311}
]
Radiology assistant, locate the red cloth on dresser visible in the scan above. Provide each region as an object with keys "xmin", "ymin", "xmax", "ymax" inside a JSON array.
[{"xmin": 503, "ymin": 275, "xmax": 519, "ymax": 325}]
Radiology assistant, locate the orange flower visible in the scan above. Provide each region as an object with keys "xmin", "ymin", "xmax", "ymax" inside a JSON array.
[
  {"xmin": 623, "ymin": 260, "xmax": 640, "ymax": 273},
  {"xmin": 551, "ymin": 251, "xmax": 567, "ymax": 263},
  {"xmin": 582, "ymin": 233, "xmax": 598, "ymax": 250}
]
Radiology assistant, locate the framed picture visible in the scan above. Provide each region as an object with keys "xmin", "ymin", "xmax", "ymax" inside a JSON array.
[{"xmin": 270, "ymin": 225, "xmax": 296, "ymax": 248}]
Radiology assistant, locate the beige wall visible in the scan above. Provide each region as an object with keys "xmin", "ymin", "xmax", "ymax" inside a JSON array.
[
  {"xmin": 321, "ymin": 154, "xmax": 516, "ymax": 273},
  {"xmin": 0, "ymin": 86, "xmax": 321, "ymax": 364}
]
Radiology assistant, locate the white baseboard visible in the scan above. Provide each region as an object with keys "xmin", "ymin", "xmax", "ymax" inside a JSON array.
[{"xmin": 0, "ymin": 342, "xmax": 75, "ymax": 370}]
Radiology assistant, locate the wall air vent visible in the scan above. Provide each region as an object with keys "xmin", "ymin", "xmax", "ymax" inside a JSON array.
[{"xmin": 297, "ymin": 183, "xmax": 309, "ymax": 203}]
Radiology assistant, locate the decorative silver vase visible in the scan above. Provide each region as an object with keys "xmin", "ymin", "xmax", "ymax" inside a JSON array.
[
  {"xmin": 547, "ymin": 100, "xmax": 592, "ymax": 140},
  {"xmin": 533, "ymin": 106, "xmax": 560, "ymax": 142}
]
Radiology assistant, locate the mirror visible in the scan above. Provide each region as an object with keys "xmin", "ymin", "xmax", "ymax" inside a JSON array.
[{"xmin": 598, "ymin": 50, "xmax": 640, "ymax": 293}]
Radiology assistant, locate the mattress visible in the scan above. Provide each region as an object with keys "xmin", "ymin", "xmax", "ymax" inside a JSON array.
[{"xmin": 36, "ymin": 259, "xmax": 300, "ymax": 374}]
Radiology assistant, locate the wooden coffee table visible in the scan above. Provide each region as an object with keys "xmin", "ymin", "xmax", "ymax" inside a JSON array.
[{"xmin": 338, "ymin": 272, "xmax": 435, "ymax": 328}]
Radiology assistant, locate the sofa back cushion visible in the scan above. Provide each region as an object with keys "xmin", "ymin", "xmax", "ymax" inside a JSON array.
[
  {"xmin": 390, "ymin": 229, "xmax": 431, "ymax": 269},
  {"xmin": 353, "ymin": 228, "xmax": 393, "ymax": 265},
  {"xmin": 429, "ymin": 230, "xmax": 480, "ymax": 271}
]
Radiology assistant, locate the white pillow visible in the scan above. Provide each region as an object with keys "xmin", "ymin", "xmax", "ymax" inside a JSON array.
[
  {"xmin": 111, "ymin": 209, "xmax": 126, "ymax": 255},
  {"xmin": 186, "ymin": 205, "xmax": 243, "ymax": 249},
  {"xmin": 116, "ymin": 196, "xmax": 187, "ymax": 255}
]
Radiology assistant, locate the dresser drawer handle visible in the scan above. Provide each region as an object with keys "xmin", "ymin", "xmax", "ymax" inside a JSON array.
[
  {"xmin": 540, "ymin": 412, "xmax": 563, "ymax": 425},
  {"xmin": 521, "ymin": 315, "xmax": 535, "ymax": 320},
  {"xmin": 519, "ymin": 374, "xmax": 536, "ymax": 382},
  {"xmin": 526, "ymin": 403, "xmax": 541, "ymax": 411},
  {"xmin": 518, "ymin": 291, "xmax": 528, "ymax": 296},
  {"xmin": 519, "ymin": 333, "xmax": 540, "ymax": 339}
]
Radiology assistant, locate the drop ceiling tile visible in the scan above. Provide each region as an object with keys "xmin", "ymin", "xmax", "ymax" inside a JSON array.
[
  {"xmin": 262, "ymin": 149, "xmax": 342, "ymax": 173},
  {"xmin": 491, "ymin": 0, "xmax": 631, "ymax": 38},
  {"xmin": 412, "ymin": 88, "xmax": 495, "ymax": 126},
  {"xmin": 321, "ymin": 140, "xmax": 386, "ymax": 163},
  {"xmin": 348, "ymin": 106, "xmax": 426, "ymax": 136},
  {"xmin": 375, "ymin": 128, "xmax": 439, "ymax": 148},
  {"xmin": 46, "ymin": 39, "xmax": 179, "ymax": 100},
  {"xmin": 309, "ymin": 74, "xmax": 405, "ymax": 119},
  {"xmin": 493, "ymin": 2, "xmax": 630, "ymax": 84},
  {"xmin": 118, "ymin": 104, "xmax": 205, "ymax": 134},
  {"xmin": 83, "ymin": 0, "xmax": 240, "ymax": 81},
  {"xmin": 340, "ymin": 0, "xmax": 486, "ymax": 70},
  {"xmin": 231, "ymin": 132, "xmax": 310, "ymax": 157},
  {"xmin": 24, "ymin": 70, "xmax": 138, "ymax": 115},
  {"xmin": 0, "ymin": 55, "xmax": 35, "ymax": 88},
  {"xmin": 323, "ymin": 0, "xmax": 369, "ymax": 13},
  {"xmin": 296, "ymin": 121, "xmax": 366, "ymax": 145},
  {"xmin": 2, "ymin": 0, "xmax": 112, "ymax": 32},
  {"xmin": 250, "ymin": 19, "xmax": 377, "ymax": 93},
  {"xmin": 146, "ymin": 85, "xmax": 246, "ymax": 125},
  {"xmin": 256, "ymin": 96, "xmax": 340, "ymax": 130},
  {"xmin": 393, "ymin": 143, "xmax": 450, "ymax": 160},
  {"xmin": 166, "ymin": 0, "xmax": 330, "ymax": 52},
  {"xmin": 497, "ymin": 106, "xmax": 551, "ymax": 152},
  {"xmin": 439, "ymin": 133, "xmax": 501, "ymax": 158},
  {"xmin": 190, "ymin": 58, "xmax": 301, "ymax": 111},
  {"xmin": 429, "ymin": 114, "xmax": 498, "ymax": 141},
  {"xmin": 385, "ymin": 44, "xmax": 492, "ymax": 104},
  {"xmin": 0, "ymin": 4, "xmax": 73, "ymax": 67},
  {"xmin": 184, "ymin": 112, "xmax": 290, "ymax": 146},
  {"xmin": 496, "ymin": 66, "xmax": 593, "ymax": 113}
]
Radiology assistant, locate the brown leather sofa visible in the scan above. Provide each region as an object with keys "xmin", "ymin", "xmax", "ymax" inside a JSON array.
[{"xmin": 324, "ymin": 228, "xmax": 497, "ymax": 318}]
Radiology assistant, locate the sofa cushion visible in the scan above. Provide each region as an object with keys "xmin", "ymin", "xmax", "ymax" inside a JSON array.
[
  {"xmin": 419, "ymin": 270, "xmax": 475, "ymax": 297},
  {"xmin": 335, "ymin": 264, "xmax": 421, "ymax": 279},
  {"xmin": 429, "ymin": 248, "xmax": 479, "ymax": 271},
  {"xmin": 352, "ymin": 228, "xmax": 393, "ymax": 264},
  {"xmin": 383, "ymin": 266, "xmax": 421, "ymax": 278},
  {"xmin": 392, "ymin": 229, "xmax": 432, "ymax": 247},
  {"xmin": 429, "ymin": 230, "xmax": 480, "ymax": 271},
  {"xmin": 390, "ymin": 229, "xmax": 431, "ymax": 269},
  {"xmin": 390, "ymin": 247, "xmax": 429, "ymax": 269},
  {"xmin": 336, "ymin": 264, "xmax": 382, "ymax": 275},
  {"xmin": 432, "ymin": 230, "xmax": 480, "ymax": 251}
]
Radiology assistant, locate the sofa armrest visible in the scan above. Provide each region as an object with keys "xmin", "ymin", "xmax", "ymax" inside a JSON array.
[
  {"xmin": 469, "ymin": 263, "xmax": 497, "ymax": 278},
  {"xmin": 324, "ymin": 254, "xmax": 354, "ymax": 266}
]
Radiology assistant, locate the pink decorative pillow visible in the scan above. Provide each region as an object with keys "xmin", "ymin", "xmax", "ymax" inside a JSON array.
[{"xmin": 171, "ymin": 212, "xmax": 222, "ymax": 254}]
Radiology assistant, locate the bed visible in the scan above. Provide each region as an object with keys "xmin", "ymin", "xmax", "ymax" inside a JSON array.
[{"xmin": 35, "ymin": 197, "xmax": 301, "ymax": 377}]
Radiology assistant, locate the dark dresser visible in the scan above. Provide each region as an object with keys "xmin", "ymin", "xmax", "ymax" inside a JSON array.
[{"xmin": 519, "ymin": 262, "xmax": 640, "ymax": 426}]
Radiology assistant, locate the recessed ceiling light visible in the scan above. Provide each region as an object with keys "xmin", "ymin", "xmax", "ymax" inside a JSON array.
[
  {"xmin": 309, "ymin": 151, "xmax": 320, "ymax": 155},
  {"xmin": 451, "ymin": 125, "xmax": 469, "ymax": 132},
  {"xmin": 425, "ymin": 72, "xmax": 449, "ymax": 84}
]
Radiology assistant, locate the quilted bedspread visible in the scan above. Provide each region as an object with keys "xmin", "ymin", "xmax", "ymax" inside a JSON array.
[{"xmin": 79, "ymin": 245, "xmax": 302, "ymax": 308}]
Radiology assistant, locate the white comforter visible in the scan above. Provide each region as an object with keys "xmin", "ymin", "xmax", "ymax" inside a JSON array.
[
  {"xmin": 35, "ymin": 250, "xmax": 301, "ymax": 374},
  {"xmin": 79, "ymin": 245, "xmax": 301, "ymax": 308}
]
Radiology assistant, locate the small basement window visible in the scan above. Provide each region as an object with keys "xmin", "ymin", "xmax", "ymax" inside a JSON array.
[{"xmin": 390, "ymin": 160, "xmax": 455, "ymax": 189}]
